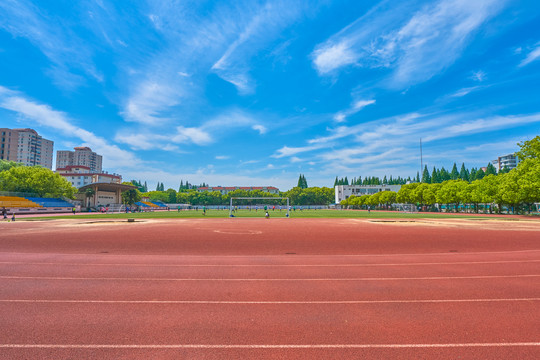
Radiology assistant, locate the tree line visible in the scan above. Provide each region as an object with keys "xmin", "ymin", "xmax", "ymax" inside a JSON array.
[
  {"xmin": 0, "ymin": 160, "xmax": 76, "ymax": 198},
  {"xmin": 138, "ymin": 186, "xmax": 335, "ymax": 206},
  {"xmin": 340, "ymin": 137, "xmax": 540, "ymax": 214}
]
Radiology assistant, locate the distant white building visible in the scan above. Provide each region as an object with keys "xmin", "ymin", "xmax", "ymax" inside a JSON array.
[
  {"xmin": 491, "ymin": 153, "xmax": 519, "ymax": 172},
  {"xmin": 335, "ymin": 184, "xmax": 402, "ymax": 204}
]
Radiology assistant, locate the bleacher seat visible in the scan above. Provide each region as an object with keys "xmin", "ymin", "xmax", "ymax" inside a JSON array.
[
  {"xmin": 0, "ymin": 196, "xmax": 41, "ymax": 208},
  {"xmin": 25, "ymin": 197, "xmax": 73, "ymax": 208},
  {"xmin": 142, "ymin": 201, "xmax": 159, "ymax": 208}
]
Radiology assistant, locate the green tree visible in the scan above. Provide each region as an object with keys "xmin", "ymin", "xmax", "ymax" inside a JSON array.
[
  {"xmin": 459, "ymin": 163, "xmax": 470, "ymax": 182},
  {"xmin": 0, "ymin": 165, "xmax": 76, "ymax": 198},
  {"xmin": 396, "ymin": 183, "xmax": 420, "ymax": 204},
  {"xmin": 516, "ymin": 136, "xmax": 540, "ymax": 159},
  {"xmin": 379, "ymin": 191, "xmax": 397, "ymax": 209},
  {"xmin": 83, "ymin": 187, "xmax": 95, "ymax": 208},
  {"xmin": 0, "ymin": 160, "xmax": 23, "ymax": 172},
  {"xmin": 436, "ymin": 180, "xmax": 468, "ymax": 212},
  {"xmin": 166, "ymin": 188, "xmax": 177, "ymax": 203},
  {"xmin": 431, "ymin": 167, "xmax": 439, "ymax": 184},
  {"xmin": 485, "ymin": 162, "xmax": 497, "ymax": 176},
  {"xmin": 450, "ymin": 163, "xmax": 459, "ymax": 180},
  {"xmin": 122, "ymin": 187, "xmax": 142, "ymax": 205},
  {"xmin": 475, "ymin": 168, "xmax": 485, "ymax": 181},
  {"xmin": 421, "ymin": 165, "xmax": 431, "ymax": 183}
]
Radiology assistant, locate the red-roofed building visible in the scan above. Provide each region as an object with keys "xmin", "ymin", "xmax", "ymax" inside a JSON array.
[
  {"xmin": 197, "ymin": 186, "xmax": 279, "ymax": 195},
  {"xmin": 56, "ymin": 165, "xmax": 122, "ymax": 188}
]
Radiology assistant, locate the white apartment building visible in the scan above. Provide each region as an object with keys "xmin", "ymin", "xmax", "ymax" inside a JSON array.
[
  {"xmin": 56, "ymin": 165, "xmax": 121, "ymax": 188},
  {"xmin": 0, "ymin": 128, "xmax": 54, "ymax": 169},
  {"xmin": 491, "ymin": 153, "xmax": 519, "ymax": 172},
  {"xmin": 56, "ymin": 146, "xmax": 103, "ymax": 173},
  {"xmin": 335, "ymin": 184, "xmax": 402, "ymax": 204}
]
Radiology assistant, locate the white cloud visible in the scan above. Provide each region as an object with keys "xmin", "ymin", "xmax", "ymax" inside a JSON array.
[
  {"xmin": 273, "ymin": 144, "xmax": 326, "ymax": 158},
  {"xmin": 312, "ymin": 42, "xmax": 357, "ymax": 75},
  {"xmin": 210, "ymin": 1, "xmax": 309, "ymax": 94},
  {"xmin": 471, "ymin": 70, "xmax": 487, "ymax": 82},
  {"xmin": 0, "ymin": 86, "xmax": 138, "ymax": 168},
  {"xmin": 123, "ymin": 80, "xmax": 181, "ymax": 125},
  {"xmin": 173, "ymin": 126, "xmax": 213, "ymax": 145},
  {"xmin": 0, "ymin": 0, "xmax": 103, "ymax": 89},
  {"xmin": 215, "ymin": 155, "xmax": 230, "ymax": 160},
  {"xmin": 252, "ymin": 124, "xmax": 267, "ymax": 134},
  {"xmin": 312, "ymin": 0, "xmax": 506, "ymax": 87},
  {"xmin": 449, "ymin": 86, "xmax": 482, "ymax": 98},
  {"xmin": 333, "ymin": 99, "xmax": 375, "ymax": 123},
  {"xmin": 519, "ymin": 43, "xmax": 540, "ymax": 67}
]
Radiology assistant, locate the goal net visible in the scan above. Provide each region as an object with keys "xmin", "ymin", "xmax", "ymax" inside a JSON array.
[
  {"xmin": 229, "ymin": 197, "xmax": 290, "ymax": 217},
  {"xmin": 394, "ymin": 203, "xmax": 418, "ymax": 213}
]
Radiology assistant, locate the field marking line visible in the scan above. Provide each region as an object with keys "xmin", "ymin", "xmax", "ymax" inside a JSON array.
[
  {"xmin": 1, "ymin": 275, "xmax": 539, "ymax": 281},
  {"xmin": 1, "ymin": 343, "xmax": 540, "ymax": 349},
  {"xmin": 1, "ymin": 298, "xmax": 539, "ymax": 305},
  {"xmin": 1, "ymin": 249, "xmax": 540, "ymax": 258},
  {"xmin": 1, "ymin": 259, "xmax": 539, "ymax": 268}
]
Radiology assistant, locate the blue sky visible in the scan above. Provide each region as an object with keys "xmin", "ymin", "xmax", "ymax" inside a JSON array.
[{"xmin": 1, "ymin": 0, "xmax": 539, "ymax": 190}]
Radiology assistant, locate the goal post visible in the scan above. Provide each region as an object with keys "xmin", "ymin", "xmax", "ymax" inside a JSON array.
[{"xmin": 229, "ymin": 197, "xmax": 290, "ymax": 217}]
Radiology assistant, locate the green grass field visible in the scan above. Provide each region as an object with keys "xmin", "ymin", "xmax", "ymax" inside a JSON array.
[{"xmin": 24, "ymin": 209, "xmax": 519, "ymax": 221}]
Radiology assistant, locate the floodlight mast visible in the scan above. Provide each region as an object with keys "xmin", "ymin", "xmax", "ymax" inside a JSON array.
[{"xmin": 229, "ymin": 197, "xmax": 290, "ymax": 217}]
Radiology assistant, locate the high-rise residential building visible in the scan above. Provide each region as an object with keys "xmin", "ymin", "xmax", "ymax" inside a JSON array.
[
  {"xmin": 491, "ymin": 153, "xmax": 519, "ymax": 172},
  {"xmin": 56, "ymin": 146, "xmax": 102, "ymax": 173},
  {"xmin": 0, "ymin": 128, "xmax": 54, "ymax": 169}
]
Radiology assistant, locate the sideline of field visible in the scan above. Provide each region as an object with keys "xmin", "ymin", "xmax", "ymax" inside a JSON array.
[{"xmin": 20, "ymin": 209, "xmax": 537, "ymax": 221}]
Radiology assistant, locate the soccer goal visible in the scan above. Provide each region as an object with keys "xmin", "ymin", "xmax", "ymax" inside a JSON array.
[
  {"xmin": 394, "ymin": 203, "xmax": 418, "ymax": 213},
  {"xmin": 229, "ymin": 197, "xmax": 290, "ymax": 217}
]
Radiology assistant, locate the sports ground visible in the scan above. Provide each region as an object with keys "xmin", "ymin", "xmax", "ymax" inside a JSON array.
[{"xmin": 1, "ymin": 214, "xmax": 539, "ymax": 359}]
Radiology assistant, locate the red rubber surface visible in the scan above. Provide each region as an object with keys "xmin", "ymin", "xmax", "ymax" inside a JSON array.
[{"xmin": 0, "ymin": 218, "xmax": 539, "ymax": 359}]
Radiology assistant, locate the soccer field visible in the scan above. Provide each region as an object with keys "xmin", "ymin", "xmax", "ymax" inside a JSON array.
[{"xmin": 24, "ymin": 209, "xmax": 533, "ymax": 220}]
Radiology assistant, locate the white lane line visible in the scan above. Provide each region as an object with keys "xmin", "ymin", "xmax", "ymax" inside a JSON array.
[
  {"xmin": 1, "ymin": 249, "xmax": 539, "ymax": 258},
  {"xmin": 1, "ymin": 343, "xmax": 539, "ymax": 349},
  {"xmin": 0, "ymin": 298, "xmax": 539, "ymax": 304},
  {"xmin": 1, "ymin": 275, "xmax": 539, "ymax": 281},
  {"xmin": 1, "ymin": 259, "xmax": 539, "ymax": 267}
]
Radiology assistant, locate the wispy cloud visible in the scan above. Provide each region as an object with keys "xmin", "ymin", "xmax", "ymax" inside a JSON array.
[
  {"xmin": 312, "ymin": 0, "xmax": 506, "ymax": 87},
  {"xmin": 0, "ymin": 0, "xmax": 102, "ymax": 89},
  {"xmin": 333, "ymin": 99, "xmax": 375, "ymax": 122},
  {"xmin": 115, "ymin": 109, "xmax": 268, "ymax": 149},
  {"xmin": 210, "ymin": 0, "xmax": 310, "ymax": 94},
  {"xmin": 449, "ymin": 86, "xmax": 483, "ymax": 98},
  {"xmin": 519, "ymin": 42, "xmax": 540, "ymax": 67},
  {"xmin": 470, "ymin": 70, "xmax": 487, "ymax": 82},
  {"xmin": 0, "ymin": 86, "xmax": 137, "ymax": 168}
]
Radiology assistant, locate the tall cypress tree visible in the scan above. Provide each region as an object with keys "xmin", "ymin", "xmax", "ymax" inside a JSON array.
[
  {"xmin": 485, "ymin": 163, "xmax": 497, "ymax": 176},
  {"xmin": 430, "ymin": 167, "xmax": 438, "ymax": 184},
  {"xmin": 450, "ymin": 163, "xmax": 459, "ymax": 180},
  {"xmin": 475, "ymin": 168, "xmax": 485, "ymax": 180},
  {"xmin": 421, "ymin": 165, "xmax": 431, "ymax": 183},
  {"xmin": 459, "ymin": 163, "xmax": 469, "ymax": 182}
]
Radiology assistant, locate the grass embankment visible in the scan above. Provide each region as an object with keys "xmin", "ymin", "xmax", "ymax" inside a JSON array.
[{"xmin": 26, "ymin": 209, "xmax": 500, "ymax": 220}]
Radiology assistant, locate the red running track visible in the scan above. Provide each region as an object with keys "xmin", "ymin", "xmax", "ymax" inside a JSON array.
[{"xmin": 0, "ymin": 218, "xmax": 539, "ymax": 359}]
